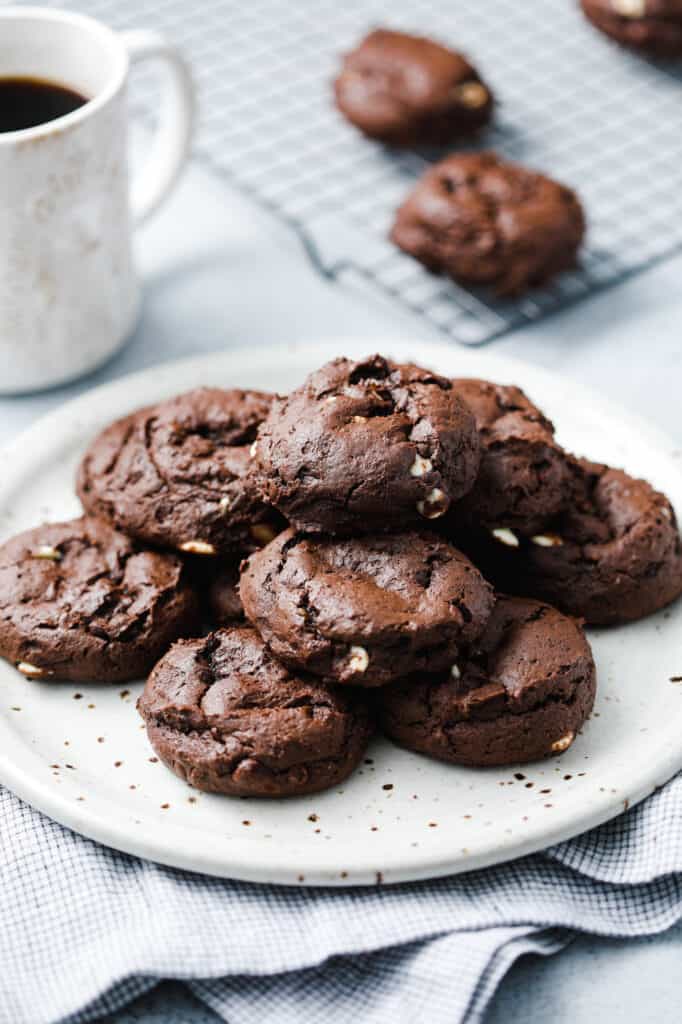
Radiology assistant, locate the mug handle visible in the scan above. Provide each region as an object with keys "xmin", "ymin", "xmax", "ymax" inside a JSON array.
[{"xmin": 121, "ymin": 30, "xmax": 195, "ymax": 226}]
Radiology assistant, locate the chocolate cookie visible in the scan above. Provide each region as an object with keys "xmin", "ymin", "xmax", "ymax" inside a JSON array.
[
  {"xmin": 0, "ymin": 517, "xmax": 199, "ymax": 683},
  {"xmin": 459, "ymin": 459, "xmax": 682, "ymax": 625},
  {"xmin": 378, "ymin": 595, "xmax": 596, "ymax": 767},
  {"xmin": 334, "ymin": 28, "xmax": 493, "ymax": 146},
  {"xmin": 447, "ymin": 379, "xmax": 570, "ymax": 535},
  {"xmin": 77, "ymin": 388, "xmax": 279, "ymax": 557},
  {"xmin": 255, "ymin": 355, "xmax": 481, "ymax": 534},
  {"xmin": 207, "ymin": 563, "xmax": 244, "ymax": 625},
  {"xmin": 580, "ymin": 0, "xmax": 682, "ymax": 55},
  {"xmin": 138, "ymin": 625, "xmax": 374, "ymax": 797},
  {"xmin": 390, "ymin": 152, "xmax": 585, "ymax": 296},
  {"xmin": 240, "ymin": 528, "xmax": 494, "ymax": 687}
]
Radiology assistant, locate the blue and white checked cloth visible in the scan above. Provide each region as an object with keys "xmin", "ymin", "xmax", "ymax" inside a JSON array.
[{"xmin": 1, "ymin": 772, "xmax": 681, "ymax": 1024}]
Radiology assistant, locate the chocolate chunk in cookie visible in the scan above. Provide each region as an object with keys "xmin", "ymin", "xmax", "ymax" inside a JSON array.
[
  {"xmin": 581, "ymin": 0, "xmax": 682, "ymax": 56},
  {"xmin": 240, "ymin": 528, "xmax": 494, "ymax": 687},
  {"xmin": 390, "ymin": 151, "xmax": 585, "ymax": 296},
  {"xmin": 254, "ymin": 355, "xmax": 481, "ymax": 535},
  {"xmin": 77, "ymin": 388, "xmax": 279, "ymax": 557},
  {"xmin": 0, "ymin": 517, "xmax": 199, "ymax": 683},
  {"xmin": 378, "ymin": 595, "xmax": 596, "ymax": 767},
  {"xmin": 334, "ymin": 28, "xmax": 493, "ymax": 146},
  {"xmin": 137, "ymin": 625, "xmax": 374, "ymax": 797},
  {"xmin": 447, "ymin": 379, "xmax": 571, "ymax": 535},
  {"xmin": 458, "ymin": 458, "xmax": 682, "ymax": 625}
]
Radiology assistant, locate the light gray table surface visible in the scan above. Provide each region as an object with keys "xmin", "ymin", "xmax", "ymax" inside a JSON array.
[{"xmin": 2, "ymin": 162, "xmax": 681, "ymax": 1023}]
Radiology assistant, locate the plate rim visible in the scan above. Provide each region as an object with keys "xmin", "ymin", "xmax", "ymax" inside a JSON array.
[{"xmin": 1, "ymin": 337, "xmax": 681, "ymax": 886}]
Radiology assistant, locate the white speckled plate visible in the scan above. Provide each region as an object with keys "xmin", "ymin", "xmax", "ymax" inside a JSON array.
[{"xmin": 1, "ymin": 339, "xmax": 681, "ymax": 886}]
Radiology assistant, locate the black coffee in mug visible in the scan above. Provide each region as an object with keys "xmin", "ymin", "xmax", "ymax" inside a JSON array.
[{"xmin": 0, "ymin": 77, "xmax": 87, "ymax": 132}]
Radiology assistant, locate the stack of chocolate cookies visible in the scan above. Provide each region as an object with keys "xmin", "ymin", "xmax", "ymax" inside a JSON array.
[{"xmin": 1, "ymin": 355, "xmax": 680, "ymax": 799}]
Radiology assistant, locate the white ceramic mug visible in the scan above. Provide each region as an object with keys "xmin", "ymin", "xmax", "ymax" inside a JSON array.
[{"xmin": 0, "ymin": 7, "xmax": 195, "ymax": 394}]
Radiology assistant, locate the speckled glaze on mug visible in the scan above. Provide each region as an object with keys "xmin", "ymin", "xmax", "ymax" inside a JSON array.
[{"xmin": 0, "ymin": 7, "xmax": 194, "ymax": 393}]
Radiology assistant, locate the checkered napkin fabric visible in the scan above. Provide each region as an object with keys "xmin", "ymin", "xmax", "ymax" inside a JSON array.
[{"xmin": 1, "ymin": 774, "xmax": 680, "ymax": 1024}]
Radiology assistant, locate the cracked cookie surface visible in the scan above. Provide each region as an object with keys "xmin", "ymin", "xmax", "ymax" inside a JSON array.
[
  {"xmin": 378, "ymin": 595, "xmax": 596, "ymax": 767},
  {"xmin": 254, "ymin": 354, "xmax": 481, "ymax": 534},
  {"xmin": 457, "ymin": 458, "xmax": 682, "ymax": 625},
  {"xmin": 240, "ymin": 528, "xmax": 494, "ymax": 687},
  {"xmin": 447, "ymin": 378, "xmax": 571, "ymax": 535},
  {"xmin": 77, "ymin": 388, "xmax": 278, "ymax": 556},
  {"xmin": 390, "ymin": 151, "xmax": 585, "ymax": 296},
  {"xmin": 138, "ymin": 625, "xmax": 374, "ymax": 796},
  {"xmin": 334, "ymin": 28, "xmax": 493, "ymax": 146},
  {"xmin": 0, "ymin": 516, "xmax": 200, "ymax": 682},
  {"xmin": 581, "ymin": 0, "xmax": 682, "ymax": 55}
]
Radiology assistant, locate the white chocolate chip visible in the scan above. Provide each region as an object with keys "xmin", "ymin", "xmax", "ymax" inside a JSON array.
[
  {"xmin": 179, "ymin": 540, "xmax": 217, "ymax": 556},
  {"xmin": 417, "ymin": 488, "xmax": 449, "ymax": 520},
  {"xmin": 611, "ymin": 0, "xmax": 645, "ymax": 17},
  {"xmin": 249, "ymin": 441, "xmax": 258, "ymax": 458},
  {"xmin": 348, "ymin": 645, "xmax": 369, "ymax": 674},
  {"xmin": 530, "ymin": 534, "xmax": 563, "ymax": 548},
  {"xmin": 249, "ymin": 523, "xmax": 277, "ymax": 546},
  {"xmin": 219, "ymin": 496, "xmax": 232, "ymax": 512},
  {"xmin": 17, "ymin": 661, "xmax": 49, "ymax": 678},
  {"xmin": 661, "ymin": 506, "xmax": 672, "ymax": 520},
  {"xmin": 33, "ymin": 545, "xmax": 62, "ymax": 561},
  {"xmin": 491, "ymin": 527, "xmax": 519, "ymax": 548},
  {"xmin": 325, "ymin": 396, "xmax": 338, "ymax": 404},
  {"xmin": 450, "ymin": 664, "xmax": 461, "ymax": 680},
  {"xmin": 453, "ymin": 81, "xmax": 489, "ymax": 109},
  {"xmin": 410, "ymin": 453, "xmax": 433, "ymax": 478},
  {"xmin": 551, "ymin": 731, "xmax": 575, "ymax": 754},
  {"xmin": 352, "ymin": 415, "xmax": 367, "ymax": 423}
]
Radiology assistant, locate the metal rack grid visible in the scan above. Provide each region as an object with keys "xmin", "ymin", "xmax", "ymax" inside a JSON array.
[{"xmin": 29, "ymin": 0, "xmax": 682, "ymax": 343}]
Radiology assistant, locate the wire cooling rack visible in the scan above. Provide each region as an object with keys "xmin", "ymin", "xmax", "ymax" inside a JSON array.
[{"xmin": 29, "ymin": 0, "xmax": 682, "ymax": 343}]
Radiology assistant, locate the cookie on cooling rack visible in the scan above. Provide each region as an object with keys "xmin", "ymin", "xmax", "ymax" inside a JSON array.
[
  {"xmin": 580, "ymin": 0, "xmax": 682, "ymax": 56},
  {"xmin": 390, "ymin": 151, "xmax": 585, "ymax": 296},
  {"xmin": 138, "ymin": 625, "xmax": 374, "ymax": 797},
  {"xmin": 378, "ymin": 595, "xmax": 596, "ymax": 767},
  {"xmin": 0, "ymin": 517, "xmax": 199, "ymax": 683},
  {"xmin": 253, "ymin": 354, "xmax": 481, "ymax": 534},
  {"xmin": 240, "ymin": 528, "xmax": 494, "ymax": 687},
  {"xmin": 77, "ymin": 388, "xmax": 281, "ymax": 557},
  {"xmin": 334, "ymin": 28, "xmax": 493, "ymax": 146}
]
